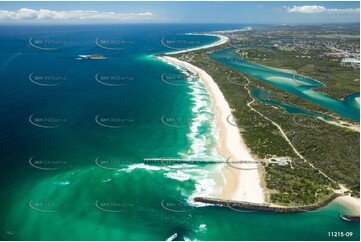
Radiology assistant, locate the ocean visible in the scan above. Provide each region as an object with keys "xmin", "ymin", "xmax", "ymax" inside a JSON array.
[{"xmin": 0, "ymin": 24, "xmax": 359, "ymax": 241}]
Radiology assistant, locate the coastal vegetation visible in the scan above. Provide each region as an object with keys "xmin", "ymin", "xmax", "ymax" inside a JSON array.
[
  {"xmin": 244, "ymin": 46, "xmax": 359, "ymax": 100},
  {"xmin": 166, "ymin": 30, "xmax": 360, "ymax": 205}
]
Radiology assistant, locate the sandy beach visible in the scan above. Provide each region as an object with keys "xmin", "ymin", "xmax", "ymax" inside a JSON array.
[
  {"xmin": 159, "ymin": 55, "xmax": 265, "ymax": 204},
  {"xmin": 164, "ymin": 34, "xmax": 229, "ymax": 55},
  {"xmin": 334, "ymin": 195, "xmax": 360, "ymax": 216}
]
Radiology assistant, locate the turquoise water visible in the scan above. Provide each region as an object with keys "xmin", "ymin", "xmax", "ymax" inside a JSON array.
[
  {"xmin": 251, "ymin": 87, "xmax": 332, "ymax": 120},
  {"xmin": 210, "ymin": 48, "xmax": 360, "ymax": 121},
  {"xmin": 0, "ymin": 25, "xmax": 359, "ymax": 241}
]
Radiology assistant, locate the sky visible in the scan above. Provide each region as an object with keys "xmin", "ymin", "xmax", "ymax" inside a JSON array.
[{"xmin": 0, "ymin": 1, "xmax": 359, "ymax": 24}]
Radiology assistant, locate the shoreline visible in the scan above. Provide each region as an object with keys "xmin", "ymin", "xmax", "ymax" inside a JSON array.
[
  {"xmin": 334, "ymin": 195, "xmax": 360, "ymax": 216},
  {"xmin": 163, "ymin": 33, "xmax": 228, "ymax": 55},
  {"xmin": 158, "ymin": 55, "xmax": 265, "ymax": 204},
  {"xmin": 156, "ymin": 32, "xmax": 358, "ymax": 211}
]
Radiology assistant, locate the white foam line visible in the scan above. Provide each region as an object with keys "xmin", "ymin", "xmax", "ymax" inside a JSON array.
[
  {"xmin": 164, "ymin": 33, "xmax": 229, "ymax": 55},
  {"xmin": 158, "ymin": 56, "xmax": 265, "ymax": 204}
]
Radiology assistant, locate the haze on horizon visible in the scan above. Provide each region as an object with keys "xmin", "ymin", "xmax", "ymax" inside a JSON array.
[{"xmin": 0, "ymin": 1, "xmax": 359, "ymax": 25}]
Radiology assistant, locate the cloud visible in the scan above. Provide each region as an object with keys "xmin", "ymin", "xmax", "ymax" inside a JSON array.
[
  {"xmin": 327, "ymin": 8, "xmax": 360, "ymax": 14},
  {"xmin": 0, "ymin": 8, "xmax": 157, "ymax": 22},
  {"xmin": 285, "ymin": 5, "xmax": 326, "ymax": 14},
  {"xmin": 284, "ymin": 5, "xmax": 360, "ymax": 14}
]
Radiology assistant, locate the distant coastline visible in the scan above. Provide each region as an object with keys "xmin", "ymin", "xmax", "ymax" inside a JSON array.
[{"xmin": 162, "ymin": 33, "xmax": 228, "ymax": 55}]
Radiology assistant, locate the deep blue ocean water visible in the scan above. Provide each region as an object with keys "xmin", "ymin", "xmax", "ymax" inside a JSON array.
[{"xmin": 0, "ymin": 24, "xmax": 359, "ymax": 241}]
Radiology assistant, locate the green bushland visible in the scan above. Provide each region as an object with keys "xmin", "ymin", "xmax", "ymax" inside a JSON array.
[
  {"xmin": 165, "ymin": 41, "xmax": 359, "ymax": 204},
  {"xmin": 245, "ymin": 46, "xmax": 359, "ymax": 100}
]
